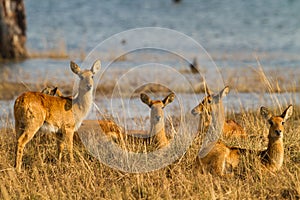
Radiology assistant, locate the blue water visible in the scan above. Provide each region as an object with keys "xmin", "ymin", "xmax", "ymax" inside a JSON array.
[
  {"xmin": 0, "ymin": 0, "xmax": 299, "ymax": 71},
  {"xmin": 24, "ymin": 0, "xmax": 300, "ymax": 56}
]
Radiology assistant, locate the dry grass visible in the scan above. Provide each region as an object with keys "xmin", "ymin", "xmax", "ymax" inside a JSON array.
[
  {"xmin": 0, "ymin": 104, "xmax": 300, "ymax": 199},
  {"xmin": 0, "ymin": 63, "xmax": 300, "ymax": 199},
  {"xmin": 223, "ymin": 66, "xmax": 300, "ymax": 93}
]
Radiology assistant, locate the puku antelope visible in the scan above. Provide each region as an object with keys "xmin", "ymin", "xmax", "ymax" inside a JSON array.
[
  {"xmin": 41, "ymin": 87, "xmax": 75, "ymax": 100},
  {"xmin": 191, "ymin": 86, "xmax": 240, "ymax": 176},
  {"xmin": 192, "ymin": 87, "xmax": 293, "ymax": 175},
  {"xmin": 14, "ymin": 60, "xmax": 101, "ymax": 172},
  {"xmin": 139, "ymin": 92, "xmax": 175, "ymax": 149},
  {"xmin": 191, "ymin": 86, "xmax": 246, "ymax": 139},
  {"xmin": 102, "ymin": 92, "xmax": 175, "ymax": 152},
  {"xmin": 258, "ymin": 105, "xmax": 293, "ymax": 172},
  {"xmin": 41, "ymin": 86, "xmax": 124, "ymax": 142},
  {"xmin": 41, "ymin": 87, "xmax": 58, "ymax": 96},
  {"xmin": 234, "ymin": 105, "xmax": 293, "ymax": 173}
]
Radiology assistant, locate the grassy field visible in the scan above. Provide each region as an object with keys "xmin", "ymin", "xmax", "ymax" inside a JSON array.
[
  {"xmin": 0, "ymin": 102, "xmax": 300, "ymax": 199},
  {"xmin": 0, "ymin": 65, "xmax": 300, "ymax": 199}
]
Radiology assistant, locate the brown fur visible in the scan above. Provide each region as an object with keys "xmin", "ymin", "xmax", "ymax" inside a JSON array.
[
  {"xmin": 258, "ymin": 105, "xmax": 293, "ymax": 172},
  {"xmin": 73, "ymin": 93, "xmax": 175, "ymax": 152},
  {"xmin": 223, "ymin": 119, "xmax": 247, "ymax": 139},
  {"xmin": 14, "ymin": 60, "xmax": 101, "ymax": 172},
  {"xmin": 95, "ymin": 93, "xmax": 176, "ymax": 152},
  {"xmin": 41, "ymin": 87, "xmax": 58, "ymax": 96},
  {"xmin": 41, "ymin": 87, "xmax": 74, "ymax": 100},
  {"xmin": 41, "ymin": 87, "xmax": 159, "ymax": 148},
  {"xmin": 191, "ymin": 86, "xmax": 246, "ymax": 139},
  {"xmin": 192, "ymin": 86, "xmax": 241, "ymax": 176},
  {"xmin": 75, "ymin": 119, "xmax": 123, "ymax": 144},
  {"xmin": 139, "ymin": 93, "xmax": 175, "ymax": 149},
  {"xmin": 41, "ymin": 86, "xmax": 124, "ymax": 144},
  {"xmin": 193, "ymin": 93, "xmax": 293, "ymax": 175},
  {"xmin": 192, "ymin": 85, "xmax": 293, "ymax": 175},
  {"xmin": 109, "ymin": 93, "xmax": 175, "ymax": 152}
]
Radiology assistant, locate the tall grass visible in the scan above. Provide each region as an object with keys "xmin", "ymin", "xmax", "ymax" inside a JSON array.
[
  {"xmin": 1, "ymin": 111, "xmax": 299, "ymax": 199},
  {"xmin": 0, "ymin": 67, "xmax": 300, "ymax": 199}
]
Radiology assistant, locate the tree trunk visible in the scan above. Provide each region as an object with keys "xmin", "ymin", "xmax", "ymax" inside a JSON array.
[{"xmin": 0, "ymin": 0, "xmax": 27, "ymax": 60}]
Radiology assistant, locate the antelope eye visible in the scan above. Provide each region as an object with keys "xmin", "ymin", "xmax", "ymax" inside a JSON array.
[
  {"xmin": 91, "ymin": 75, "xmax": 94, "ymax": 79},
  {"xmin": 208, "ymin": 99, "xmax": 212, "ymax": 104},
  {"xmin": 282, "ymin": 121, "xmax": 285, "ymax": 125}
]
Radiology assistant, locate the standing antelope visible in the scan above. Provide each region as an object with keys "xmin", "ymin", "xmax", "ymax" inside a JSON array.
[
  {"xmin": 14, "ymin": 60, "xmax": 101, "ymax": 172},
  {"xmin": 41, "ymin": 86, "xmax": 124, "ymax": 142}
]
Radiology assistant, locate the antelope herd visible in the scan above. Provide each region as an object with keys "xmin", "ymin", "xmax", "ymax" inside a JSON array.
[{"xmin": 13, "ymin": 60, "xmax": 293, "ymax": 176}]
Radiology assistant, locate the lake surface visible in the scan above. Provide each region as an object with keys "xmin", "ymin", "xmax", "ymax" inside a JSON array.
[
  {"xmin": 1, "ymin": 0, "xmax": 300, "ymax": 72},
  {"xmin": 24, "ymin": 0, "xmax": 300, "ymax": 57}
]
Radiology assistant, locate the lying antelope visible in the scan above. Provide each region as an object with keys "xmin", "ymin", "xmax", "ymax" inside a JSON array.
[
  {"xmin": 14, "ymin": 60, "xmax": 101, "ymax": 172},
  {"xmin": 41, "ymin": 87, "xmax": 58, "ymax": 96},
  {"xmin": 191, "ymin": 86, "xmax": 240, "ymax": 175},
  {"xmin": 191, "ymin": 86, "xmax": 246, "ymax": 139},
  {"xmin": 101, "ymin": 92, "xmax": 175, "ymax": 152},
  {"xmin": 234, "ymin": 105, "xmax": 293, "ymax": 173},
  {"xmin": 258, "ymin": 105, "xmax": 293, "ymax": 172},
  {"xmin": 192, "ymin": 86, "xmax": 293, "ymax": 175},
  {"xmin": 139, "ymin": 92, "xmax": 175, "ymax": 149},
  {"xmin": 41, "ymin": 87, "xmax": 75, "ymax": 100}
]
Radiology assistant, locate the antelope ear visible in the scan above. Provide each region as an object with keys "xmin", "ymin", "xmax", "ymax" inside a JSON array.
[
  {"xmin": 91, "ymin": 60, "xmax": 101, "ymax": 74},
  {"xmin": 41, "ymin": 87, "xmax": 51, "ymax": 95},
  {"xmin": 56, "ymin": 88, "xmax": 64, "ymax": 97},
  {"xmin": 162, "ymin": 93, "xmax": 175, "ymax": 107},
  {"xmin": 204, "ymin": 84, "xmax": 212, "ymax": 96},
  {"xmin": 51, "ymin": 87, "xmax": 58, "ymax": 96},
  {"xmin": 260, "ymin": 106, "xmax": 273, "ymax": 120},
  {"xmin": 140, "ymin": 93, "xmax": 152, "ymax": 107},
  {"xmin": 70, "ymin": 61, "xmax": 81, "ymax": 75},
  {"xmin": 281, "ymin": 105, "xmax": 293, "ymax": 122},
  {"xmin": 212, "ymin": 86, "xmax": 229, "ymax": 103}
]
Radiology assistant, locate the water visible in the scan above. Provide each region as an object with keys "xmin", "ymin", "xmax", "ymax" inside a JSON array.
[
  {"xmin": 2, "ymin": 0, "xmax": 300, "ymax": 70},
  {"xmin": 24, "ymin": 0, "xmax": 300, "ymax": 56},
  {"xmin": 1, "ymin": 0, "xmax": 300, "ymax": 124}
]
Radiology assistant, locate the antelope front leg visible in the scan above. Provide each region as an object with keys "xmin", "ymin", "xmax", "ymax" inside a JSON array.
[
  {"xmin": 65, "ymin": 128, "xmax": 75, "ymax": 163},
  {"xmin": 56, "ymin": 127, "xmax": 75, "ymax": 164},
  {"xmin": 56, "ymin": 131, "xmax": 65, "ymax": 163}
]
